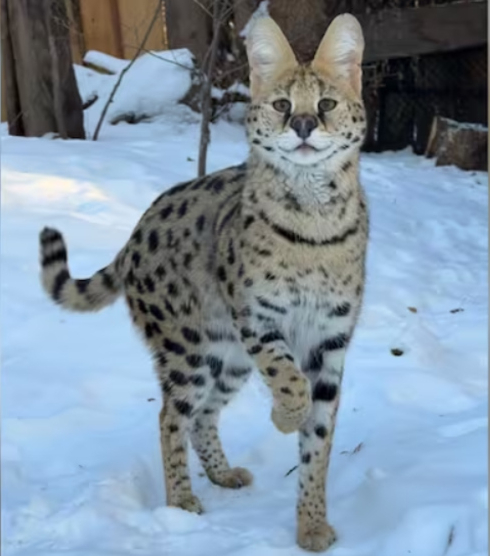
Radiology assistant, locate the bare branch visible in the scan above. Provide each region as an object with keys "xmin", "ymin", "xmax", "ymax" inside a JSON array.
[
  {"xmin": 197, "ymin": 0, "xmax": 229, "ymax": 176},
  {"xmin": 92, "ymin": 0, "xmax": 163, "ymax": 141}
]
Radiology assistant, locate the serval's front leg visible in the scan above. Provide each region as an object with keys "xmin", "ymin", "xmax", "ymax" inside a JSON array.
[
  {"xmin": 239, "ymin": 323, "xmax": 312, "ymax": 433},
  {"xmin": 297, "ymin": 342, "xmax": 347, "ymax": 552}
]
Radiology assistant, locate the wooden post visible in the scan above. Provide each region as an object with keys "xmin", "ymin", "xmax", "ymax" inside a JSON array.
[{"xmin": 1, "ymin": 0, "xmax": 85, "ymax": 138}]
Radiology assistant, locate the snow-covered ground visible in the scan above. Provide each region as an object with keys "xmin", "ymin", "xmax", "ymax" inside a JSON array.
[{"xmin": 1, "ymin": 57, "xmax": 488, "ymax": 556}]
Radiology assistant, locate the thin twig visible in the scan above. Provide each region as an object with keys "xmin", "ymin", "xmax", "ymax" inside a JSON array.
[
  {"xmin": 197, "ymin": 0, "xmax": 229, "ymax": 176},
  {"xmin": 92, "ymin": 0, "xmax": 163, "ymax": 140},
  {"xmin": 285, "ymin": 465, "xmax": 298, "ymax": 477}
]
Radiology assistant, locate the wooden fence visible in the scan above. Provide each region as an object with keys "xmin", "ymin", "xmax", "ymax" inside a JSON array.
[
  {"xmin": 68, "ymin": 0, "xmax": 167, "ymax": 64},
  {"xmin": 1, "ymin": 0, "xmax": 167, "ymax": 121}
]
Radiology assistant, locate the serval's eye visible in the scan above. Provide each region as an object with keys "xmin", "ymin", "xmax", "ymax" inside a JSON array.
[
  {"xmin": 272, "ymin": 99, "xmax": 291, "ymax": 113},
  {"xmin": 318, "ymin": 98, "xmax": 337, "ymax": 112}
]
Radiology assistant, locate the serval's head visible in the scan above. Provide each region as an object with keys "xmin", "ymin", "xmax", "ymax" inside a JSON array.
[{"xmin": 245, "ymin": 14, "xmax": 366, "ymax": 169}]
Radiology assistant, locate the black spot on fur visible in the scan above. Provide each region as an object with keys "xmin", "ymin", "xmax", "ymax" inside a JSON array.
[
  {"xmin": 98, "ymin": 272, "xmax": 116, "ymax": 293},
  {"xmin": 205, "ymin": 355, "xmax": 223, "ymax": 378},
  {"xmin": 313, "ymin": 381, "xmax": 338, "ymax": 402},
  {"xmin": 302, "ymin": 453, "xmax": 311, "ymax": 464},
  {"xmin": 148, "ymin": 230, "xmax": 159, "ymax": 252},
  {"xmin": 315, "ymin": 425, "xmax": 327, "ymax": 439},
  {"xmin": 137, "ymin": 299, "xmax": 148, "ymax": 314},
  {"xmin": 257, "ymin": 297, "xmax": 287, "ymax": 314},
  {"xmin": 131, "ymin": 251, "xmax": 141, "ymax": 268},
  {"xmin": 156, "ymin": 352, "xmax": 168, "ymax": 367},
  {"xmin": 181, "ymin": 326, "xmax": 201, "ymax": 344},
  {"xmin": 52, "ymin": 269, "xmax": 70, "ymax": 301},
  {"xmin": 144, "ymin": 323, "xmax": 154, "ymax": 339},
  {"xmin": 125, "ymin": 269, "xmax": 135, "ymax": 286},
  {"xmin": 155, "ymin": 265, "xmax": 166, "ymax": 280},
  {"xmin": 167, "ymin": 282, "xmax": 178, "ymax": 297},
  {"xmin": 244, "ymin": 278, "xmax": 253, "ymax": 287},
  {"xmin": 260, "ymin": 331, "xmax": 285, "ymax": 344},
  {"xmin": 244, "ymin": 215, "xmax": 255, "ymax": 229},
  {"xmin": 240, "ymin": 327, "xmax": 254, "ymax": 339},
  {"xmin": 149, "ymin": 304, "xmax": 164, "ymax": 321},
  {"xmin": 178, "ymin": 200, "xmax": 188, "ymax": 218},
  {"xmin": 227, "ymin": 282, "xmax": 234, "ymax": 297},
  {"xmin": 76, "ymin": 279, "xmax": 90, "ymax": 294},
  {"xmin": 217, "ymin": 266, "xmax": 227, "ymax": 282},
  {"xmin": 205, "ymin": 329, "xmax": 236, "ymax": 342},
  {"xmin": 42, "ymin": 249, "xmax": 67, "ymax": 267},
  {"xmin": 169, "ymin": 370, "xmax": 188, "ymax": 386},
  {"xmin": 216, "ymin": 380, "xmax": 234, "ymax": 394},
  {"xmin": 209, "ymin": 177, "xmax": 224, "ymax": 193},
  {"xmin": 330, "ymin": 302, "xmax": 351, "ymax": 317},
  {"xmin": 196, "ymin": 214, "xmax": 206, "ymax": 232},
  {"xmin": 160, "ymin": 204, "xmax": 174, "ymax": 219},
  {"xmin": 133, "ymin": 229, "xmax": 143, "ymax": 243},
  {"xmin": 307, "ymin": 333, "xmax": 349, "ymax": 371},
  {"xmin": 164, "ymin": 299, "xmax": 176, "ymax": 317},
  {"xmin": 186, "ymin": 354, "xmax": 203, "ymax": 367},
  {"xmin": 174, "ymin": 399, "xmax": 193, "ymax": 416},
  {"xmin": 163, "ymin": 338, "xmax": 186, "ymax": 355},
  {"xmin": 40, "ymin": 228, "xmax": 62, "ymax": 245},
  {"xmin": 190, "ymin": 374, "xmax": 206, "ymax": 386},
  {"xmin": 167, "ymin": 181, "xmax": 190, "ymax": 196},
  {"xmin": 280, "ymin": 387, "xmax": 293, "ymax": 395},
  {"xmin": 227, "ymin": 367, "xmax": 251, "ymax": 378},
  {"xmin": 227, "ymin": 240, "xmax": 235, "ymax": 265},
  {"xmin": 266, "ymin": 367, "xmax": 278, "ymax": 377},
  {"xmin": 144, "ymin": 275, "xmax": 155, "ymax": 293}
]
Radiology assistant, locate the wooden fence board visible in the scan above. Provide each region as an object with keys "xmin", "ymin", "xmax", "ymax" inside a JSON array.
[
  {"xmin": 360, "ymin": 2, "xmax": 487, "ymax": 62},
  {"xmin": 117, "ymin": 0, "xmax": 165, "ymax": 59},
  {"xmin": 79, "ymin": 0, "xmax": 123, "ymax": 58}
]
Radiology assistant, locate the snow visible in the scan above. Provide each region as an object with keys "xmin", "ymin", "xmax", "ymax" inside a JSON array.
[
  {"xmin": 84, "ymin": 50, "xmax": 130, "ymax": 74},
  {"xmin": 75, "ymin": 48, "xmax": 194, "ymax": 136},
  {"xmin": 1, "ymin": 58, "xmax": 488, "ymax": 556}
]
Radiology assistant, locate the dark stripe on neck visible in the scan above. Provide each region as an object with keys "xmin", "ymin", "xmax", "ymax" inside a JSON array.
[{"xmin": 258, "ymin": 210, "xmax": 359, "ymax": 247}]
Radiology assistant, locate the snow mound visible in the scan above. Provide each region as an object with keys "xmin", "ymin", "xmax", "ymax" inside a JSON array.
[{"xmin": 76, "ymin": 49, "xmax": 194, "ymax": 136}]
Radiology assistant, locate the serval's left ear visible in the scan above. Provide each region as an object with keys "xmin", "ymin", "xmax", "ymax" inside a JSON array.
[
  {"xmin": 312, "ymin": 14, "xmax": 364, "ymax": 96},
  {"xmin": 246, "ymin": 17, "xmax": 298, "ymax": 97}
]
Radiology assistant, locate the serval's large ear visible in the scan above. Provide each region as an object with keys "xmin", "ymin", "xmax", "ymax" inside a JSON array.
[
  {"xmin": 312, "ymin": 14, "xmax": 364, "ymax": 96},
  {"xmin": 246, "ymin": 17, "xmax": 298, "ymax": 97}
]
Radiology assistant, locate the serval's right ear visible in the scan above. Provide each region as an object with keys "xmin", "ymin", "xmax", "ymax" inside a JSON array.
[{"xmin": 246, "ymin": 17, "xmax": 297, "ymax": 98}]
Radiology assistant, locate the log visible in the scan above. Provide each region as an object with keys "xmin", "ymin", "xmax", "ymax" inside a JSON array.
[{"xmin": 425, "ymin": 116, "xmax": 487, "ymax": 172}]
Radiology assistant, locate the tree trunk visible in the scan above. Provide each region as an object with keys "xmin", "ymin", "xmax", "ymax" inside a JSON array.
[
  {"xmin": 1, "ymin": 0, "xmax": 85, "ymax": 138},
  {"xmin": 268, "ymin": 0, "xmax": 328, "ymax": 63},
  {"xmin": 425, "ymin": 116, "xmax": 487, "ymax": 172},
  {"xmin": 164, "ymin": 0, "xmax": 212, "ymax": 66}
]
